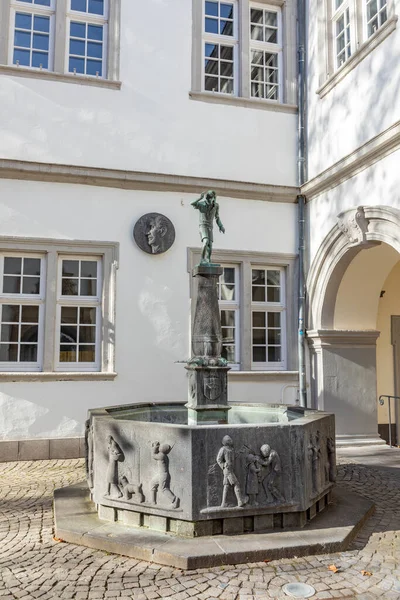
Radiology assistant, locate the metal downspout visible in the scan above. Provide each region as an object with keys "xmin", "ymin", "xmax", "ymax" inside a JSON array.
[{"xmin": 297, "ymin": 0, "xmax": 307, "ymax": 407}]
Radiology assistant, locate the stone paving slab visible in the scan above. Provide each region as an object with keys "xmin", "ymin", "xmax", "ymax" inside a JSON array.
[
  {"xmin": 54, "ymin": 482, "xmax": 374, "ymax": 569},
  {"xmin": 1, "ymin": 447, "xmax": 400, "ymax": 599}
]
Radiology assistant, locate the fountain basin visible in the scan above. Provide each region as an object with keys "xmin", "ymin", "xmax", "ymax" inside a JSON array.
[{"xmin": 86, "ymin": 403, "xmax": 335, "ymax": 537}]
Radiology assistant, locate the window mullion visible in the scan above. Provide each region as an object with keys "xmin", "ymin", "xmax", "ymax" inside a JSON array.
[
  {"xmin": 42, "ymin": 249, "xmax": 57, "ymax": 372},
  {"xmin": 54, "ymin": 0, "xmax": 67, "ymax": 73}
]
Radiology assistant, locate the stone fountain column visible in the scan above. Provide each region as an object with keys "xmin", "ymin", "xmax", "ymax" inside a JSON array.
[{"xmin": 185, "ymin": 263, "xmax": 231, "ymax": 425}]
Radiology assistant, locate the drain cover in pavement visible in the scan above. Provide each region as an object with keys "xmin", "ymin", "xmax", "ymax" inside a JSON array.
[{"xmin": 282, "ymin": 583, "xmax": 316, "ymax": 598}]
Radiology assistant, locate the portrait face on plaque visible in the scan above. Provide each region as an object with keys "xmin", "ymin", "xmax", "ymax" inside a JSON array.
[{"xmin": 133, "ymin": 213, "xmax": 175, "ymax": 255}]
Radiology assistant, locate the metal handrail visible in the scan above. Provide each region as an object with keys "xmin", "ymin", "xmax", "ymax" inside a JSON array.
[{"xmin": 378, "ymin": 395, "xmax": 400, "ymax": 447}]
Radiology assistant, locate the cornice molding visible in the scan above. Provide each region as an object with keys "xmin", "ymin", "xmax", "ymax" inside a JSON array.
[
  {"xmin": 307, "ymin": 329, "xmax": 380, "ymax": 347},
  {"xmin": 0, "ymin": 159, "xmax": 299, "ymax": 203},
  {"xmin": 302, "ymin": 120, "xmax": 400, "ymax": 200}
]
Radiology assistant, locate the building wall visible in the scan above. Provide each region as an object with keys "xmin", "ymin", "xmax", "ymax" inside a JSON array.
[
  {"xmin": 307, "ymin": 0, "xmax": 400, "ymax": 179},
  {"xmin": 0, "ymin": 0, "xmax": 297, "ymax": 186},
  {"xmin": 0, "ymin": 178, "xmax": 297, "ymax": 439}
]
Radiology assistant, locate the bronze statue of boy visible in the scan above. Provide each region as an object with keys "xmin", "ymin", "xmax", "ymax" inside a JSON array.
[{"xmin": 191, "ymin": 190, "xmax": 225, "ymax": 263}]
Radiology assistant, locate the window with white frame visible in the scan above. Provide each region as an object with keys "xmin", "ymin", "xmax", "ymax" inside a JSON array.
[
  {"xmin": 68, "ymin": 0, "xmax": 107, "ymax": 77},
  {"xmin": 251, "ymin": 267, "xmax": 285, "ymax": 368},
  {"xmin": 189, "ymin": 250, "xmax": 295, "ymax": 372},
  {"xmin": 10, "ymin": 0, "xmax": 55, "ymax": 70},
  {"xmin": 249, "ymin": 5, "xmax": 282, "ymax": 101},
  {"xmin": 1, "ymin": 0, "xmax": 120, "ymax": 83},
  {"xmin": 193, "ymin": 0, "xmax": 297, "ymax": 106},
  {"xmin": 0, "ymin": 240, "xmax": 118, "ymax": 376},
  {"xmin": 365, "ymin": 0, "xmax": 388, "ymax": 37},
  {"xmin": 0, "ymin": 255, "xmax": 45, "ymax": 370},
  {"xmin": 203, "ymin": 1, "xmax": 237, "ymax": 94},
  {"xmin": 333, "ymin": 0, "xmax": 352, "ymax": 68},
  {"xmin": 56, "ymin": 257, "xmax": 101, "ymax": 370}
]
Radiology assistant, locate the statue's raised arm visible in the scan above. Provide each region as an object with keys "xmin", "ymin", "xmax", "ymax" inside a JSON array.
[{"xmin": 191, "ymin": 190, "xmax": 225, "ymax": 263}]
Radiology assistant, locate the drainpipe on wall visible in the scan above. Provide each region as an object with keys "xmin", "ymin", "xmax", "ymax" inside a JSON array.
[{"xmin": 297, "ymin": 0, "xmax": 307, "ymax": 407}]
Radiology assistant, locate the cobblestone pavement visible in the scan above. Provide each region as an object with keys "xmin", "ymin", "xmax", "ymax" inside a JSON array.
[{"xmin": 1, "ymin": 450, "xmax": 400, "ymax": 600}]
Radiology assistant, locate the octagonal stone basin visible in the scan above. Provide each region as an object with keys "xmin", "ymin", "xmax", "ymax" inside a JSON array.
[{"xmin": 86, "ymin": 403, "xmax": 335, "ymax": 537}]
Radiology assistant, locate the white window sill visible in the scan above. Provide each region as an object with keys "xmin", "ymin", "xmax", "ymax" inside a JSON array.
[
  {"xmin": 317, "ymin": 15, "xmax": 398, "ymax": 98},
  {"xmin": 0, "ymin": 372, "xmax": 117, "ymax": 382},
  {"xmin": 0, "ymin": 65, "xmax": 122, "ymax": 90},
  {"xmin": 189, "ymin": 91, "xmax": 298, "ymax": 114},
  {"xmin": 228, "ymin": 370, "xmax": 298, "ymax": 380}
]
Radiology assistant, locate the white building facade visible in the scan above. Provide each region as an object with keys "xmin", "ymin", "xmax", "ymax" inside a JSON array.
[{"xmin": 0, "ymin": 0, "xmax": 301, "ymax": 459}]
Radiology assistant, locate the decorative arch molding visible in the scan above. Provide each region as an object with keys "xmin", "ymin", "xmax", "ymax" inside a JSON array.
[{"xmin": 307, "ymin": 205, "xmax": 400, "ymax": 330}]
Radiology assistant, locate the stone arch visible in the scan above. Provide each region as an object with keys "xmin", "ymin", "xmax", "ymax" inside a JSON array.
[{"xmin": 307, "ymin": 205, "xmax": 400, "ymax": 330}]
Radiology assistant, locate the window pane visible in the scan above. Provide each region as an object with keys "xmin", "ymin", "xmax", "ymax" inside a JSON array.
[
  {"xmin": 3, "ymin": 277, "xmax": 21, "ymax": 294},
  {"xmin": 268, "ymin": 329, "xmax": 281, "ymax": 344},
  {"xmin": 4, "ymin": 257, "xmax": 22, "ymax": 275},
  {"xmin": 32, "ymin": 52, "xmax": 48, "ymax": 69},
  {"xmin": 21, "ymin": 324, "xmax": 38, "ymax": 342},
  {"xmin": 62, "ymin": 279, "xmax": 79, "ymax": 295},
  {"xmin": 88, "ymin": 25, "xmax": 103, "ymax": 40},
  {"xmin": 80, "ymin": 307, "xmax": 96, "ymax": 324},
  {"xmin": 205, "ymin": 59, "xmax": 218, "ymax": 75},
  {"xmin": 221, "ymin": 310, "xmax": 235, "ymax": 327},
  {"xmin": 15, "ymin": 31, "xmax": 31, "ymax": 48},
  {"xmin": 88, "ymin": 0, "xmax": 104, "ymax": 15},
  {"xmin": 220, "ymin": 3, "xmax": 233, "ymax": 18},
  {"xmin": 79, "ymin": 345, "xmax": 95, "ymax": 362},
  {"xmin": 251, "ymin": 25, "xmax": 263, "ymax": 41},
  {"xmin": 24, "ymin": 258, "xmax": 41, "ymax": 276},
  {"xmin": 221, "ymin": 327, "xmax": 234, "ymax": 342},
  {"xmin": 2, "ymin": 305, "xmax": 20, "ymax": 322},
  {"xmin": 70, "ymin": 22, "xmax": 86, "ymax": 38},
  {"xmin": 60, "ymin": 345, "xmax": 77, "ymax": 362},
  {"xmin": 14, "ymin": 49, "xmax": 30, "ymax": 66},
  {"xmin": 62, "ymin": 260, "xmax": 79, "ymax": 277},
  {"xmin": 253, "ymin": 347, "xmax": 266, "ymax": 362},
  {"xmin": 252, "ymin": 312, "xmax": 265, "ymax": 327},
  {"xmin": 22, "ymin": 277, "xmax": 40, "ymax": 294},
  {"xmin": 20, "ymin": 344, "xmax": 38, "ymax": 362},
  {"xmin": 87, "ymin": 59, "xmax": 102, "ymax": 76},
  {"xmin": 220, "ymin": 20, "xmax": 233, "ymax": 36},
  {"xmin": 205, "ymin": 18, "xmax": 219, "ymax": 34},
  {"xmin": 33, "ymin": 16, "xmax": 50, "ymax": 32},
  {"xmin": 220, "ymin": 46, "xmax": 233, "ymax": 60},
  {"xmin": 21, "ymin": 305, "xmax": 39, "ymax": 323},
  {"xmin": 1, "ymin": 325, "xmax": 19, "ymax": 343},
  {"xmin": 268, "ymin": 312, "xmax": 281, "ymax": 327},
  {"xmin": 71, "ymin": 0, "xmax": 87, "ymax": 11},
  {"xmin": 267, "ymin": 287, "xmax": 280, "ymax": 302},
  {"xmin": 35, "ymin": 0, "xmax": 51, "ymax": 5},
  {"xmin": 265, "ymin": 28, "xmax": 277, "ymax": 43},
  {"xmin": 69, "ymin": 56, "xmax": 85, "ymax": 72},
  {"xmin": 220, "ymin": 78, "xmax": 233, "ymax": 93},
  {"xmin": 32, "ymin": 33, "xmax": 49, "ymax": 51},
  {"xmin": 253, "ymin": 329, "xmax": 266, "ymax": 344},
  {"xmin": 222, "ymin": 345, "xmax": 235, "ymax": 362},
  {"xmin": 80, "ymin": 279, "xmax": 97, "ymax": 296},
  {"xmin": 250, "ymin": 9, "xmax": 263, "ymax": 24},
  {"xmin": 70, "ymin": 39, "xmax": 85, "ymax": 55},
  {"xmin": 0, "ymin": 344, "xmax": 18, "ymax": 361},
  {"xmin": 205, "ymin": 1, "xmax": 218, "ymax": 16},
  {"xmin": 252, "ymin": 269, "xmax": 265, "ymax": 285},
  {"xmin": 221, "ymin": 283, "xmax": 234, "ymax": 300},
  {"xmin": 265, "ymin": 11, "xmax": 277, "ymax": 27},
  {"xmin": 268, "ymin": 346, "xmax": 281, "ymax": 362},
  {"xmin": 252, "ymin": 286, "xmax": 265, "ymax": 302},
  {"xmin": 61, "ymin": 306, "xmax": 78, "ymax": 323},
  {"xmin": 205, "ymin": 76, "xmax": 218, "ymax": 91},
  {"xmin": 205, "ymin": 43, "xmax": 218, "ymax": 57},
  {"xmin": 61, "ymin": 326, "xmax": 77, "ymax": 343},
  {"xmin": 267, "ymin": 270, "xmax": 280, "ymax": 285},
  {"xmin": 79, "ymin": 326, "xmax": 96, "ymax": 343},
  {"xmin": 15, "ymin": 13, "xmax": 32, "ymax": 29},
  {"xmin": 220, "ymin": 60, "xmax": 233, "ymax": 77}
]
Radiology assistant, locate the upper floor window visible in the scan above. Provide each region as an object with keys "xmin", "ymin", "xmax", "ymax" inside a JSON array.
[
  {"xmin": 192, "ymin": 0, "xmax": 297, "ymax": 108},
  {"xmin": 1, "ymin": 0, "xmax": 120, "ymax": 85},
  {"xmin": 366, "ymin": 0, "xmax": 388, "ymax": 37},
  {"xmin": 333, "ymin": 0, "xmax": 352, "ymax": 68}
]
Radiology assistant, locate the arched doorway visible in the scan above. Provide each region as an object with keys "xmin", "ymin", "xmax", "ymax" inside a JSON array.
[{"xmin": 307, "ymin": 206, "xmax": 400, "ymax": 446}]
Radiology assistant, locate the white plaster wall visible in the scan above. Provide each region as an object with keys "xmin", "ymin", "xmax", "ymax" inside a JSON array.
[
  {"xmin": 0, "ymin": 178, "xmax": 297, "ymax": 439},
  {"xmin": 376, "ymin": 260, "xmax": 400, "ymax": 424},
  {"xmin": 0, "ymin": 0, "xmax": 297, "ymax": 186},
  {"xmin": 306, "ymin": 147, "xmax": 400, "ymax": 266},
  {"xmin": 334, "ymin": 243, "xmax": 399, "ymax": 330},
  {"xmin": 307, "ymin": 0, "xmax": 400, "ymax": 178}
]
